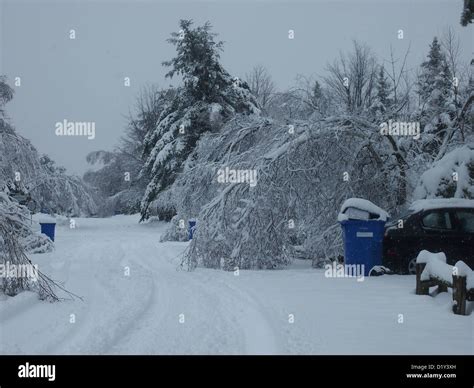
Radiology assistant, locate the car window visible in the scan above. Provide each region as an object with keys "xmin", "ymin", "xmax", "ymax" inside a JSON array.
[
  {"xmin": 456, "ymin": 211, "xmax": 474, "ymax": 233},
  {"xmin": 384, "ymin": 208, "xmax": 414, "ymax": 227},
  {"xmin": 422, "ymin": 211, "xmax": 453, "ymax": 230}
]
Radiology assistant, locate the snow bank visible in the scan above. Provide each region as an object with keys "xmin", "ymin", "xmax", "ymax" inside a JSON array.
[{"xmin": 338, "ymin": 198, "xmax": 389, "ymax": 222}]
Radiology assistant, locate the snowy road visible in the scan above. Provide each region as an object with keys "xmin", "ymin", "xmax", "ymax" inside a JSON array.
[{"xmin": 0, "ymin": 216, "xmax": 472, "ymax": 354}]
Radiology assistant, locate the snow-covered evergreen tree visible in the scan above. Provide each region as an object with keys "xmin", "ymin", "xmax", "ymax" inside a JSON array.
[
  {"xmin": 139, "ymin": 20, "xmax": 259, "ymax": 220},
  {"xmin": 417, "ymin": 37, "xmax": 456, "ymax": 157},
  {"xmin": 371, "ymin": 65, "xmax": 392, "ymax": 119},
  {"xmin": 415, "ymin": 144, "xmax": 474, "ymax": 199},
  {"xmin": 461, "ymin": 0, "xmax": 474, "ymax": 26}
]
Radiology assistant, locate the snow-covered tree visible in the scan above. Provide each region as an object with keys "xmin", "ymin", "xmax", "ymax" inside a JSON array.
[
  {"xmin": 124, "ymin": 86, "xmax": 175, "ymax": 162},
  {"xmin": 371, "ymin": 65, "xmax": 392, "ymax": 118},
  {"xmin": 245, "ymin": 65, "xmax": 275, "ymax": 114},
  {"xmin": 170, "ymin": 111, "xmax": 401, "ymax": 270},
  {"xmin": 139, "ymin": 20, "xmax": 259, "ymax": 220},
  {"xmin": 266, "ymin": 90, "xmax": 308, "ymax": 121},
  {"xmin": 0, "ymin": 76, "xmax": 14, "ymax": 122},
  {"xmin": 84, "ymin": 150, "xmax": 149, "ymax": 216},
  {"xmin": 0, "ymin": 132, "xmax": 98, "ymax": 216},
  {"xmin": 0, "ymin": 78, "xmax": 97, "ymax": 216},
  {"xmin": 84, "ymin": 87, "xmax": 175, "ymax": 216},
  {"xmin": 461, "ymin": 0, "xmax": 474, "ymax": 26},
  {"xmin": 417, "ymin": 37, "xmax": 456, "ymax": 157},
  {"xmin": 0, "ymin": 192, "xmax": 82, "ymax": 301},
  {"xmin": 162, "ymin": 41, "xmax": 429, "ymax": 270},
  {"xmin": 324, "ymin": 41, "xmax": 377, "ymax": 114},
  {"xmin": 36, "ymin": 155, "xmax": 98, "ymax": 216},
  {"xmin": 273, "ymin": 76, "xmax": 329, "ymax": 120},
  {"xmin": 0, "ymin": 192, "xmax": 53, "ymax": 254},
  {"xmin": 415, "ymin": 144, "xmax": 474, "ymax": 199}
]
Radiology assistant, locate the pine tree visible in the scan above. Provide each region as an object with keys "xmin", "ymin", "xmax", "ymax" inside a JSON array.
[
  {"xmin": 417, "ymin": 37, "xmax": 456, "ymax": 157},
  {"xmin": 139, "ymin": 20, "xmax": 259, "ymax": 220},
  {"xmin": 372, "ymin": 65, "xmax": 391, "ymax": 119},
  {"xmin": 310, "ymin": 80, "xmax": 327, "ymax": 116},
  {"xmin": 461, "ymin": 0, "xmax": 474, "ymax": 26}
]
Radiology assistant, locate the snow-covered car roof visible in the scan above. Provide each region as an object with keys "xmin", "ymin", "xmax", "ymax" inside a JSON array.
[{"xmin": 409, "ymin": 198, "xmax": 474, "ymax": 213}]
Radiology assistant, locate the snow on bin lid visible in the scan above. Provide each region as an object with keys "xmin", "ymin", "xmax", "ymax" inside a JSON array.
[
  {"xmin": 338, "ymin": 198, "xmax": 389, "ymax": 222},
  {"xmin": 409, "ymin": 198, "xmax": 474, "ymax": 212},
  {"xmin": 36, "ymin": 213, "xmax": 57, "ymax": 224}
]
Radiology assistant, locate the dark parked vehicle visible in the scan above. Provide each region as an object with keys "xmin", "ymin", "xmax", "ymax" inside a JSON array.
[{"xmin": 383, "ymin": 199, "xmax": 474, "ymax": 274}]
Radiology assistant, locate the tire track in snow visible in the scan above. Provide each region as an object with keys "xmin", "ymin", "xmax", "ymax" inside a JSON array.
[
  {"xmin": 78, "ymin": 242, "xmax": 157, "ymax": 354},
  {"xmin": 44, "ymin": 241, "xmax": 156, "ymax": 354},
  {"xmin": 3, "ymin": 219, "xmax": 277, "ymax": 354},
  {"xmin": 100, "ymin": 234, "xmax": 280, "ymax": 354},
  {"xmin": 109, "ymin": 243, "xmax": 241, "ymax": 354},
  {"xmin": 210, "ymin": 275, "xmax": 280, "ymax": 354},
  {"xmin": 105, "ymin": 240, "xmax": 173, "ymax": 354}
]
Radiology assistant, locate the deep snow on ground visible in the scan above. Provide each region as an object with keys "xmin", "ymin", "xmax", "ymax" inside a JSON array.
[{"xmin": 0, "ymin": 216, "xmax": 472, "ymax": 355}]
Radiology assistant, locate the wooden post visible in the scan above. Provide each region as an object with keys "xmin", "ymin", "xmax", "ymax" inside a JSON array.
[
  {"xmin": 416, "ymin": 262, "xmax": 429, "ymax": 295},
  {"xmin": 438, "ymin": 283, "xmax": 448, "ymax": 293},
  {"xmin": 452, "ymin": 275, "xmax": 467, "ymax": 316}
]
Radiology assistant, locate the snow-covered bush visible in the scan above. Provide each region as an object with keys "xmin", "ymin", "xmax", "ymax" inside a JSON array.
[
  {"xmin": 414, "ymin": 144, "xmax": 474, "ymax": 199},
  {"xmin": 160, "ymin": 215, "xmax": 189, "ymax": 242},
  {"xmin": 0, "ymin": 192, "xmax": 53, "ymax": 254},
  {"xmin": 141, "ymin": 186, "xmax": 177, "ymax": 221},
  {"xmin": 102, "ymin": 188, "xmax": 143, "ymax": 216}
]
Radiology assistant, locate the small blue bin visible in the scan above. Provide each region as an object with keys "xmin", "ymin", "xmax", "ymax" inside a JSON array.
[
  {"xmin": 40, "ymin": 223, "xmax": 56, "ymax": 242},
  {"xmin": 188, "ymin": 220, "xmax": 196, "ymax": 240},
  {"xmin": 339, "ymin": 219, "xmax": 386, "ymax": 276}
]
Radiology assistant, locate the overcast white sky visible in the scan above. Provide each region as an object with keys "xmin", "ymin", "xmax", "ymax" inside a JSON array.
[{"xmin": 1, "ymin": 0, "xmax": 472, "ymax": 175}]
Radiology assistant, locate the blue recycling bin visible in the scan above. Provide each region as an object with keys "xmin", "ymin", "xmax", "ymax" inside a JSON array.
[
  {"xmin": 188, "ymin": 220, "xmax": 196, "ymax": 240},
  {"xmin": 339, "ymin": 219, "xmax": 386, "ymax": 276},
  {"xmin": 40, "ymin": 223, "xmax": 56, "ymax": 242}
]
